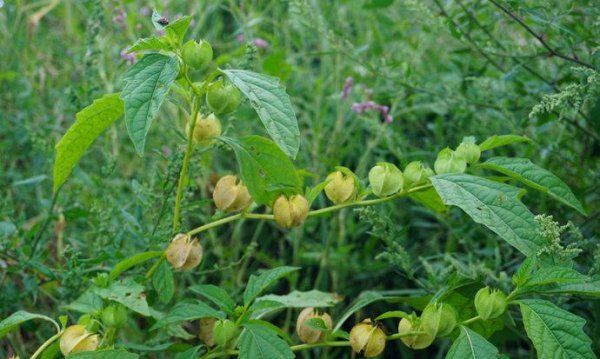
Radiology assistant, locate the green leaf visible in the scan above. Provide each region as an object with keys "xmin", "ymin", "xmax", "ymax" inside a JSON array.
[
  {"xmin": 151, "ymin": 300, "xmax": 223, "ymax": 330},
  {"xmin": 238, "ymin": 322, "xmax": 294, "ymax": 359},
  {"xmin": 189, "ymin": 284, "xmax": 236, "ymax": 315},
  {"xmin": 128, "ymin": 37, "xmax": 169, "ymax": 52},
  {"xmin": 243, "ymin": 266, "xmax": 300, "ymax": 306},
  {"xmin": 523, "ymin": 266, "xmax": 589, "ymax": 288},
  {"xmin": 164, "ymin": 16, "xmax": 192, "ymax": 44},
  {"xmin": 255, "ymin": 290, "xmax": 342, "ymax": 308},
  {"xmin": 221, "ymin": 69, "xmax": 300, "ymax": 158},
  {"xmin": 109, "ymin": 251, "xmax": 164, "ymax": 280},
  {"xmin": 153, "ymin": 260, "xmax": 175, "ymax": 304},
  {"xmin": 220, "ymin": 136, "xmax": 302, "ymax": 205},
  {"xmin": 479, "ymin": 157, "xmax": 586, "ymax": 215},
  {"xmin": 93, "ymin": 279, "xmax": 149, "ymax": 316},
  {"xmin": 0, "ymin": 311, "xmax": 60, "ymax": 338},
  {"xmin": 519, "ymin": 299, "xmax": 595, "ymax": 359},
  {"xmin": 375, "ymin": 310, "xmax": 409, "ymax": 320},
  {"xmin": 363, "ymin": 0, "xmax": 394, "ymax": 9},
  {"xmin": 121, "ymin": 53, "xmax": 179, "ymax": 155},
  {"xmin": 333, "ymin": 291, "xmax": 385, "ymax": 331},
  {"xmin": 430, "ymin": 174, "xmax": 545, "ymax": 256},
  {"xmin": 67, "ymin": 349, "xmax": 139, "ymax": 359},
  {"xmin": 409, "ymin": 187, "xmax": 447, "ymax": 213},
  {"xmin": 304, "ymin": 317, "xmax": 329, "ymax": 331},
  {"xmin": 445, "ymin": 326, "xmax": 500, "ymax": 359},
  {"xmin": 479, "ymin": 135, "xmax": 531, "ymax": 151},
  {"xmin": 173, "ymin": 346, "xmax": 202, "ymax": 359},
  {"xmin": 53, "ymin": 93, "xmax": 124, "ymax": 192},
  {"xmin": 63, "ymin": 291, "xmax": 103, "ymax": 314},
  {"xmin": 527, "ymin": 280, "xmax": 600, "ymax": 298}
]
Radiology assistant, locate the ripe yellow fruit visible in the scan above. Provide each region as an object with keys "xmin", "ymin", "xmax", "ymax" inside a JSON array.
[
  {"xmin": 272, "ymin": 194, "xmax": 309, "ymax": 228},
  {"xmin": 59, "ymin": 325, "xmax": 99, "ymax": 356},
  {"xmin": 212, "ymin": 175, "xmax": 252, "ymax": 212},
  {"xmin": 199, "ymin": 317, "xmax": 217, "ymax": 347},
  {"xmin": 349, "ymin": 319, "xmax": 386, "ymax": 357},
  {"xmin": 187, "ymin": 113, "xmax": 221, "ymax": 143},
  {"xmin": 166, "ymin": 233, "xmax": 203, "ymax": 270},
  {"xmin": 296, "ymin": 307, "xmax": 333, "ymax": 344},
  {"xmin": 324, "ymin": 170, "xmax": 357, "ymax": 204}
]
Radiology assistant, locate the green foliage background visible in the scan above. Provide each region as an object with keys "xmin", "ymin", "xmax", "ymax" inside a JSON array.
[{"xmin": 1, "ymin": 0, "xmax": 599, "ymax": 357}]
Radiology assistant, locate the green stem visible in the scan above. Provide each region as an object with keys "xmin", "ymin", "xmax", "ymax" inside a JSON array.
[
  {"xmin": 145, "ymin": 256, "xmax": 166, "ymax": 279},
  {"xmin": 461, "ymin": 315, "xmax": 481, "ymax": 325},
  {"xmin": 187, "ymin": 184, "xmax": 432, "ymax": 236},
  {"xmin": 30, "ymin": 330, "xmax": 63, "ymax": 359}
]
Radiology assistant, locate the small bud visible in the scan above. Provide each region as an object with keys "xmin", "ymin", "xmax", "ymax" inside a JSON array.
[
  {"xmin": 420, "ymin": 303, "xmax": 457, "ymax": 337},
  {"xmin": 213, "ymin": 175, "xmax": 252, "ymax": 212},
  {"xmin": 166, "ymin": 233, "xmax": 203, "ymax": 270},
  {"xmin": 199, "ymin": 317, "xmax": 217, "ymax": 347},
  {"xmin": 403, "ymin": 161, "xmax": 434, "ymax": 188},
  {"xmin": 434, "ymin": 148, "xmax": 467, "ymax": 174},
  {"xmin": 324, "ymin": 168, "xmax": 357, "ymax": 204},
  {"xmin": 101, "ymin": 304, "xmax": 128, "ymax": 328},
  {"xmin": 349, "ymin": 319, "xmax": 386, "ymax": 357},
  {"xmin": 455, "ymin": 141, "xmax": 481, "ymax": 165},
  {"xmin": 60, "ymin": 325, "xmax": 99, "ymax": 356},
  {"xmin": 474, "ymin": 287, "xmax": 507, "ymax": 320},
  {"xmin": 187, "ymin": 113, "xmax": 221, "ymax": 144},
  {"xmin": 213, "ymin": 319, "xmax": 238, "ymax": 348},
  {"xmin": 368, "ymin": 162, "xmax": 404, "ymax": 197},
  {"xmin": 296, "ymin": 307, "xmax": 333, "ymax": 344},
  {"xmin": 206, "ymin": 78, "xmax": 242, "ymax": 114},
  {"xmin": 181, "ymin": 39, "xmax": 213, "ymax": 69},
  {"xmin": 273, "ymin": 194, "xmax": 309, "ymax": 228},
  {"xmin": 398, "ymin": 317, "xmax": 434, "ymax": 350}
]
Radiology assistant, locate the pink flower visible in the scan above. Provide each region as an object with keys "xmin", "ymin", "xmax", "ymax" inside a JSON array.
[
  {"xmin": 139, "ymin": 6, "xmax": 151, "ymax": 17},
  {"xmin": 236, "ymin": 34, "xmax": 246, "ymax": 43},
  {"xmin": 341, "ymin": 76, "xmax": 354, "ymax": 99},
  {"xmin": 252, "ymin": 38, "xmax": 269, "ymax": 49},
  {"xmin": 120, "ymin": 50, "xmax": 137, "ymax": 65}
]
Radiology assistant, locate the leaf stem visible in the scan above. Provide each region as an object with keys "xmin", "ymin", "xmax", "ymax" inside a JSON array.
[
  {"xmin": 30, "ymin": 330, "xmax": 63, "ymax": 359},
  {"xmin": 461, "ymin": 315, "xmax": 481, "ymax": 325},
  {"xmin": 187, "ymin": 184, "xmax": 432, "ymax": 236}
]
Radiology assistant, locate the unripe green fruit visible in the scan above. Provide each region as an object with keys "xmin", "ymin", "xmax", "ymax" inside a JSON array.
[
  {"xmin": 296, "ymin": 307, "xmax": 333, "ymax": 344},
  {"xmin": 434, "ymin": 148, "xmax": 467, "ymax": 174},
  {"xmin": 187, "ymin": 113, "xmax": 221, "ymax": 144},
  {"xmin": 213, "ymin": 319, "xmax": 238, "ymax": 348},
  {"xmin": 420, "ymin": 303, "xmax": 457, "ymax": 337},
  {"xmin": 206, "ymin": 79, "xmax": 242, "ymax": 114},
  {"xmin": 474, "ymin": 287, "xmax": 507, "ymax": 320},
  {"xmin": 213, "ymin": 175, "xmax": 252, "ymax": 212},
  {"xmin": 181, "ymin": 39, "xmax": 213, "ymax": 69},
  {"xmin": 403, "ymin": 161, "xmax": 434, "ymax": 187},
  {"xmin": 273, "ymin": 194, "xmax": 309, "ymax": 228},
  {"xmin": 166, "ymin": 233, "xmax": 203, "ymax": 270},
  {"xmin": 456, "ymin": 142, "xmax": 481, "ymax": 164},
  {"xmin": 349, "ymin": 319, "xmax": 386, "ymax": 357},
  {"xmin": 60, "ymin": 325, "xmax": 99, "ymax": 356},
  {"xmin": 324, "ymin": 169, "xmax": 357, "ymax": 204},
  {"xmin": 368, "ymin": 162, "xmax": 404, "ymax": 197},
  {"xmin": 398, "ymin": 317, "xmax": 434, "ymax": 349},
  {"xmin": 101, "ymin": 304, "xmax": 128, "ymax": 328}
]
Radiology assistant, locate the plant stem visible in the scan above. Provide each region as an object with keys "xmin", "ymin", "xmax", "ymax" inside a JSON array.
[
  {"xmin": 187, "ymin": 184, "xmax": 432, "ymax": 236},
  {"xmin": 30, "ymin": 330, "xmax": 63, "ymax": 359},
  {"xmin": 461, "ymin": 315, "xmax": 481, "ymax": 325},
  {"xmin": 290, "ymin": 341, "xmax": 351, "ymax": 351}
]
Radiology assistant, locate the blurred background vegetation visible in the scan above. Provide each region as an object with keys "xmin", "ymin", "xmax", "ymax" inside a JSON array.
[{"xmin": 1, "ymin": 0, "xmax": 599, "ymax": 357}]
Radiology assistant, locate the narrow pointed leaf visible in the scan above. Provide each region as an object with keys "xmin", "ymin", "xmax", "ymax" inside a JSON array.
[{"xmin": 243, "ymin": 266, "xmax": 299, "ymax": 306}]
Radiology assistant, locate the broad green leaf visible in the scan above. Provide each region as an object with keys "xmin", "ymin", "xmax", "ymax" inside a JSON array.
[
  {"xmin": 333, "ymin": 291, "xmax": 385, "ymax": 331},
  {"xmin": 128, "ymin": 37, "xmax": 169, "ymax": 52},
  {"xmin": 53, "ymin": 93, "xmax": 124, "ymax": 192},
  {"xmin": 243, "ymin": 266, "xmax": 300, "ymax": 306},
  {"xmin": 222, "ymin": 69, "xmax": 300, "ymax": 158},
  {"xmin": 173, "ymin": 346, "xmax": 202, "ymax": 359},
  {"xmin": 430, "ymin": 174, "xmax": 545, "ymax": 256},
  {"xmin": 530, "ymin": 280, "xmax": 600, "ymax": 298},
  {"xmin": 256, "ymin": 290, "xmax": 342, "ymax": 308},
  {"xmin": 523, "ymin": 266, "xmax": 589, "ymax": 288},
  {"xmin": 479, "ymin": 157, "xmax": 586, "ymax": 215},
  {"xmin": 189, "ymin": 284, "xmax": 236, "ymax": 315},
  {"xmin": 479, "ymin": 135, "xmax": 531, "ymax": 151},
  {"xmin": 63, "ymin": 291, "xmax": 103, "ymax": 314},
  {"xmin": 164, "ymin": 16, "xmax": 192, "ymax": 44},
  {"xmin": 409, "ymin": 187, "xmax": 447, "ymax": 213},
  {"xmin": 151, "ymin": 300, "xmax": 223, "ymax": 330},
  {"xmin": 109, "ymin": 251, "xmax": 164, "ymax": 280},
  {"xmin": 0, "ymin": 311, "xmax": 60, "ymax": 338},
  {"xmin": 94, "ymin": 279, "xmax": 149, "ymax": 316},
  {"xmin": 519, "ymin": 299, "xmax": 595, "ymax": 359},
  {"xmin": 238, "ymin": 322, "xmax": 294, "ymax": 359},
  {"xmin": 153, "ymin": 260, "xmax": 175, "ymax": 303},
  {"xmin": 376, "ymin": 310, "xmax": 409, "ymax": 320},
  {"xmin": 304, "ymin": 317, "xmax": 329, "ymax": 331},
  {"xmin": 121, "ymin": 53, "xmax": 179, "ymax": 155},
  {"xmin": 220, "ymin": 136, "xmax": 302, "ymax": 205},
  {"xmin": 445, "ymin": 326, "xmax": 500, "ymax": 359},
  {"xmin": 67, "ymin": 349, "xmax": 139, "ymax": 359}
]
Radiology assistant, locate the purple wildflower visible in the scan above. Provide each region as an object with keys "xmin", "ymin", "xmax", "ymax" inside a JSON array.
[
  {"xmin": 156, "ymin": 28, "xmax": 166, "ymax": 36},
  {"xmin": 120, "ymin": 49, "xmax": 137, "ymax": 65},
  {"xmin": 252, "ymin": 38, "xmax": 269, "ymax": 49},
  {"xmin": 139, "ymin": 6, "xmax": 151, "ymax": 17},
  {"xmin": 236, "ymin": 34, "xmax": 246, "ymax": 43},
  {"xmin": 114, "ymin": 8, "xmax": 127, "ymax": 28},
  {"xmin": 341, "ymin": 76, "xmax": 354, "ymax": 99}
]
